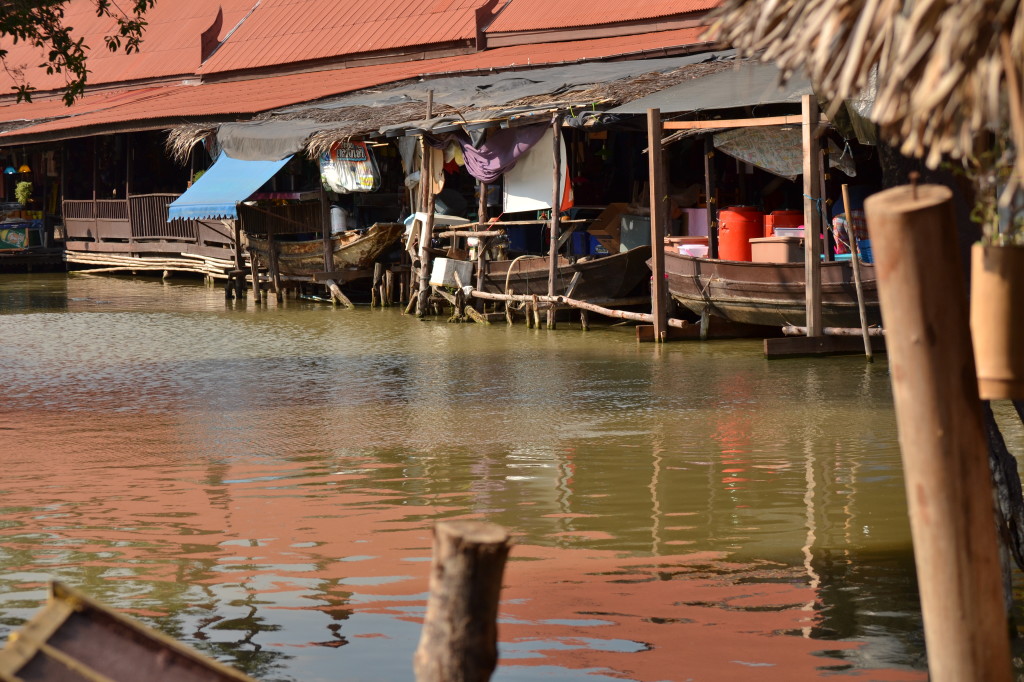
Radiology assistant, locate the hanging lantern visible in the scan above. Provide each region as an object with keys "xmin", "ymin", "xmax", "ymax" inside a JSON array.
[
  {"xmin": 17, "ymin": 164, "xmax": 30, "ymax": 174},
  {"xmin": 3, "ymin": 167, "xmax": 16, "ymax": 175}
]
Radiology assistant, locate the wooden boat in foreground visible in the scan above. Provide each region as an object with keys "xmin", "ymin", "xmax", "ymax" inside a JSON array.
[
  {"xmin": 481, "ymin": 245, "xmax": 652, "ymax": 300},
  {"xmin": 247, "ymin": 222, "xmax": 404, "ymax": 277},
  {"xmin": 0, "ymin": 581, "xmax": 254, "ymax": 681},
  {"xmin": 663, "ymin": 248, "xmax": 882, "ymax": 328}
]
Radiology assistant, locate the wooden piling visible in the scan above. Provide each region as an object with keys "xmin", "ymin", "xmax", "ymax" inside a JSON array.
[
  {"xmin": 863, "ymin": 184, "xmax": 1012, "ymax": 682},
  {"xmin": 416, "ymin": 91, "xmax": 436, "ymax": 318},
  {"xmin": 647, "ymin": 108, "xmax": 668, "ymax": 341},
  {"xmin": 801, "ymin": 94, "xmax": 823, "ymax": 335},
  {"xmin": 414, "ymin": 521, "xmax": 511, "ymax": 682}
]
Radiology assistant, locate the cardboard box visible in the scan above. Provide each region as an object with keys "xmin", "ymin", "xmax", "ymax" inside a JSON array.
[{"xmin": 750, "ymin": 236, "xmax": 803, "ymax": 263}]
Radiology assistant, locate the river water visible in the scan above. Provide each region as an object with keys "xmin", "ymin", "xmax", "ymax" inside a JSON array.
[{"xmin": 0, "ymin": 272, "xmax": 1014, "ymax": 681}]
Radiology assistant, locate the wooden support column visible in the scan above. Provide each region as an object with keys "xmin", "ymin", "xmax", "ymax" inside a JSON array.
[
  {"xmin": 475, "ymin": 180, "xmax": 488, "ymax": 311},
  {"xmin": 320, "ymin": 182, "xmax": 332, "ymax": 274},
  {"xmin": 414, "ymin": 521, "xmax": 511, "ymax": 682},
  {"xmin": 802, "ymin": 94, "xmax": 823, "ymax": 336},
  {"xmin": 863, "ymin": 184, "xmax": 1012, "ymax": 682},
  {"xmin": 546, "ymin": 113, "xmax": 563, "ymax": 329},
  {"xmin": 647, "ymin": 109, "xmax": 668, "ymax": 341},
  {"xmin": 267, "ymin": 222, "xmax": 282, "ymax": 302},
  {"xmin": 232, "ymin": 220, "xmax": 244, "ymax": 299},
  {"xmin": 416, "ymin": 91, "xmax": 435, "ymax": 318},
  {"xmin": 703, "ymin": 135, "xmax": 718, "ymax": 259}
]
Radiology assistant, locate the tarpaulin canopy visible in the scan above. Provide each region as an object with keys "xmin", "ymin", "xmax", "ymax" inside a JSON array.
[
  {"xmin": 167, "ymin": 153, "xmax": 291, "ymax": 221},
  {"xmin": 607, "ymin": 61, "xmax": 811, "ymax": 114}
]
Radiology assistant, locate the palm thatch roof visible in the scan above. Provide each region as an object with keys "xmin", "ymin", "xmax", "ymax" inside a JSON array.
[{"xmin": 707, "ymin": 0, "xmax": 1024, "ymax": 185}]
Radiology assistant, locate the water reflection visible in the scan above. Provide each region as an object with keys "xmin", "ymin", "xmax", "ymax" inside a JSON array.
[{"xmin": 0, "ymin": 274, "xmax": 931, "ymax": 681}]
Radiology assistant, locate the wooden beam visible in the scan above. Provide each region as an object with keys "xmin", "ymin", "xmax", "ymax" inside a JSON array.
[
  {"xmin": 647, "ymin": 108, "xmax": 668, "ymax": 341},
  {"xmin": 664, "ymin": 115, "xmax": 801, "ymax": 130},
  {"xmin": 802, "ymin": 94, "xmax": 823, "ymax": 335},
  {"xmin": 764, "ymin": 334, "xmax": 886, "ymax": 358}
]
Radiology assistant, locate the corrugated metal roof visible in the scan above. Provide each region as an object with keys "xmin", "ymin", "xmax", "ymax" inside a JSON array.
[
  {"xmin": 487, "ymin": 0, "xmax": 721, "ymax": 33},
  {"xmin": 0, "ymin": 27, "xmax": 715, "ymax": 141},
  {"xmin": 0, "ymin": 0, "xmax": 256, "ymax": 92},
  {"xmin": 196, "ymin": 0, "xmax": 493, "ymax": 75}
]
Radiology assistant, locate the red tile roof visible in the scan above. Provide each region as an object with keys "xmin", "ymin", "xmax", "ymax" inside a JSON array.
[
  {"xmin": 487, "ymin": 0, "xmax": 721, "ymax": 33},
  {"xmin": 196, "ymin": 0, "xmax": 495, "ymax": 75},
  {"xmin": 0, "ymin": 1, "xmax": 256, "ymax": 92},
  {"xmin": 0, "ymin": 27, "xmax": 715, "ymax": 140}
]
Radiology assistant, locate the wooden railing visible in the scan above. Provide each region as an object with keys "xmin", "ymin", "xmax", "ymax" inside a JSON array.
[
  {"xmin": 238, "ymin": 202, "xmax": 321, "ymax": 236},
  {"xmin": 62, "ymin": 195, "xmax": 236, "ymax": 258},
  {"xmin": 129, "ymin": 193, "xmax": 194, "ymax": 240}
]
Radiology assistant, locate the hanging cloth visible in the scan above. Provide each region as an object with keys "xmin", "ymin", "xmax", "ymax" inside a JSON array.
[{"xmin": 428, "ymin": 124, "xmax": 548, "ymax": 184}]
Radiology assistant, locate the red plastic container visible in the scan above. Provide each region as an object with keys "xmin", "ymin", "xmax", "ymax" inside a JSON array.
[
  {"xmin": 764, "ymin": 209, "xmax": 803, "ymax": 237},
  {"xmin": 718, "ymin": 207, "xmax": 765, "ymax": 261}
]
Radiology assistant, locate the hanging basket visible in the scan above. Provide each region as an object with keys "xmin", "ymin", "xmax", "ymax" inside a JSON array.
[{"xmin": 970, "ymin": 243, "xmax": 1024, "ymax": 399}]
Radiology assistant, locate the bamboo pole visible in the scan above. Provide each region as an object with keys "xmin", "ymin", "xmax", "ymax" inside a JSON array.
[
  {"xmin": 414, "ymin": 521, "xmax": 511, "ymax": 682},
  {"xmin": 416, "ymin": 91, "xmax": 436, "ymax": 318},
  {"xmin": 546, "ymin": 113, "xmax": 563, "ymax": 329},
  {"xmin": 802, "ymin": 94, "xmax": 823, "ymax": 335},
  {"xmin": 647, "ymin": 108, "xmax": 668, "ymax": 342},
  {"xmin": 842, "ymin": 184, "xmax": 873, "ymax": 360},
  {"xmin": 863, "ymin": 183, "xmax": 1011, "ymax": 682}
]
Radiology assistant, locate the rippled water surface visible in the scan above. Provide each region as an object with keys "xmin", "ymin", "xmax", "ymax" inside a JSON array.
[{"xmin": 0, "ymin": 272, "xmax": 991, "ymax": 681}]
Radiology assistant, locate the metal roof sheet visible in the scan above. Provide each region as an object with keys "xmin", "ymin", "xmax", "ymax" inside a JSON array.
[
  {"xmin": 0, "ymin": 27, "xmax": 715, "ymax": 141},
  {"xmin": 487, "ymin": 0, "xmax": 721, "ymax": 33},
  {"xmin": 196, "ymin": 0, "xmax": 493, "ymax": 75},
  {"xmin": 0, "ymin": 0, "xmax": 256, "ymax": 92}
]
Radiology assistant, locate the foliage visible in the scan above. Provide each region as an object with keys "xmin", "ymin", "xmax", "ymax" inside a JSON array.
[
  {"xmin": 191, "ymin": 169, "xmax": 205, "ymax": 184},
  {"xmin": 950, "ymin": 142, "xmax": 1024, "ymax": 246},
  {"xmin": 14, "ymin": 180, "xmax": 32, "ymax": 205},
  {"xmin": 1, "ymin": 1, "xmax": 155, "ymax": 105}
]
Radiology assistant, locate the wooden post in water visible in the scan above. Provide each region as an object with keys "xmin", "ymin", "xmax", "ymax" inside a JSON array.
[
  {"xmin": 416, "ymin": 91, "xmax": 436, "ymax": 318},
  {"xmin": 414, "ymin": 521, "xmax": 511, "ymax": 682},
  {"xmin": 546, "ymin": 113, "xmax": 563, "ymax": 329},
  {"xmin": 842, "ymin": 184, "xmax": 872, "ymax": 360},
  {"xmin": 801, "ymin": 94, "xmax": 823, "ymax": 336},
  {"xmin": 647, "ymin": 108, "xmax": 668, "ymax": 341},
  {"xmin": 863, "ymin": 184, "xmax": 1012, "ymax": 682}
]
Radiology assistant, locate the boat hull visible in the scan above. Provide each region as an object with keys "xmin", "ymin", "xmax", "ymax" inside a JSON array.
[
  {"xmin": 664, "ymin": 249, "xmax": 881, "ymax": 328},
  {"xmin": 481, "ymin": 245, "xmax": 652, "ymax": 300},
  {"xmin": 248, "ymin": 222, "xmax": 403, "ymax": 276}
]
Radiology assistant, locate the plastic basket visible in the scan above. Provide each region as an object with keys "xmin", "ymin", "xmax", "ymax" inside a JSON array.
[{"xmin": 856, "ymin": 239, "xmax": 873, "ymax": 264}]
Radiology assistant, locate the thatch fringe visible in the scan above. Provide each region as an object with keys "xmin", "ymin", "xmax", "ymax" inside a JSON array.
[
  {"xmin": 165, "ymin": 123, "xmax": 216, "ymax": 164},
  {"xmin": 707, "ymin": 0, "xmax": 1024, "ymax": 186}
]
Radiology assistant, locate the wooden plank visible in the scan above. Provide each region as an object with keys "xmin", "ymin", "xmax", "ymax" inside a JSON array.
[
  {"xmin": 648, "ymin": 108, "xmax": 668, "ymax": 342},
  {"xmin": 764, "ymin": 335, "xmax": 886, "ymax": 358},
  {"xmin": 802, "ymin": 94, "xmax": 823, "ymax": 335}
]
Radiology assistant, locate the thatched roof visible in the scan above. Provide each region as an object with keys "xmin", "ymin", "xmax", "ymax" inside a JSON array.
[
  {"xmin": 165, "ymin": 123, "xmax": 217, "ymax": 164},
  {"xmin": 708, "ymin": 0, "xmax": 1024, "ymax": 185}
]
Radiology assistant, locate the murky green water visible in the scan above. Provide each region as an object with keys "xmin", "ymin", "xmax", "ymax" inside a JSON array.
[{"xmin": 0, "ymin": 271, "xmax": 988, "ymax": 681}]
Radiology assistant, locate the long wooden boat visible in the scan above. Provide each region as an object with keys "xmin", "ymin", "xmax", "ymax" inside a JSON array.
[
  {"xmin": 247, "ymin": 222, "xmax": 404, "ymax": 276},
  {"xmin": 0, "ymin": 581, "xmax": 255, "ymax": 681},
  {"xmin": 480, "ymin": 245, "xmax": 652, "ymax": 300},
  {"xmin": 663, "ymin": 248, "xmax": 882, "ymax": 327}
]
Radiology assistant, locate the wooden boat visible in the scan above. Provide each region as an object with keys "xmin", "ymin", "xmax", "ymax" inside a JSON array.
[
  {"xmin": 0, "ymin": 581, "xmax": 255, "ymax": 681},
  {"xmin": 480, "ymin": 245, "xmax": 652, "ymax": 300},
  {"xmin": 663, "ymin": 248, "xmax": 882, "ymax": 327},
  {"xmin": 247, "ymin": 222, "xmax": 404, "ymax": 276}
]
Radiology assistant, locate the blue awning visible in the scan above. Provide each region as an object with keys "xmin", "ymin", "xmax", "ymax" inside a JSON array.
[{"xmin": 167, "ymin": 153, "xmax": 291, "ymax": 221}]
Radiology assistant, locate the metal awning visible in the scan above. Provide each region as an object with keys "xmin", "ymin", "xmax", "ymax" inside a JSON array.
[{"xmin": 167, "ymin": 153, "xmax": 291, "ymax": 221}]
